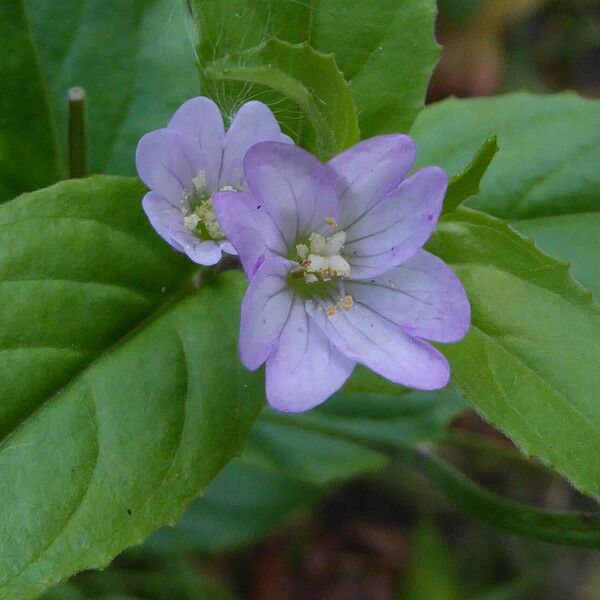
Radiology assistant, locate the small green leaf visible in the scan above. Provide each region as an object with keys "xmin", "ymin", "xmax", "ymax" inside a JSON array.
[
  {"xmin": 194, "ymin": 0, "xmax": 440, "ymax": 137},
  {"xmin": 443, "ymin": 136, "xmax": 499, "ymax": 214},
  {"xmin": 0, "ymin": 177, "xmax": 263, "ymax": 599},
  {"xmin": 0, "ymin": 0, "xmax": 63, "ymax": 200},
  {"xmin": 311, "ymin": 0, "xmax": 441, "ymax": 136},
  {"xmin": 428, "ymin": 208, "xmax": 600, "ymax": 502},
  {"xmin": 204, "ymin": 38, "xmax": 360, "ymax": 159}
]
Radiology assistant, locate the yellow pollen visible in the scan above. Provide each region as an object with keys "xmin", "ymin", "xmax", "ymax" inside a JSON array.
[
  {"xmin": 325, "ymin": 216, "xmax": 338, "ymax": 227},
  {"xmin": 341, "ymin": 294, "xmax": 354, "ymax": 310},
  {"xmin": 327, "ymin": 305, "xmax": 337, "ymax": 316}
]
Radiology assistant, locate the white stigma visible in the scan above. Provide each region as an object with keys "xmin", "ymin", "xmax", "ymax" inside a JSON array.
[
  {"xmin": 302, "ymin": 231, "xmax": 351, "ymax": 281},
  {"xmin": 309, "ymin": 231, "xmax": 346, "ymax": 256},
  {"xmin": 292, "ymin": 221, "xmax": 355, "ymax": 314}
]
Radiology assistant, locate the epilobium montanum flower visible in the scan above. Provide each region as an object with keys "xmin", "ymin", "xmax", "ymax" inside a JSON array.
[
  {"xmin": 213, "ymin": 137, "xmax": 471, "ymax": 412},
  {"xmin": 136, "ymin": 97, "xmax": 292, "ymax": 265}
]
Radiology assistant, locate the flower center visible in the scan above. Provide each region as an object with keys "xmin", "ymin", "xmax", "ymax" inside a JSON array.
[
  {"xmin": 182, "ymin": 170, "xmax": 234, "ymax": 241},
  {"xmin": 287, "ymin": 219, "xmax": 354, "ymax": 314},
  {"xmin": 295, "ymin": 230, "xmax": 351, "ymax": 283}
]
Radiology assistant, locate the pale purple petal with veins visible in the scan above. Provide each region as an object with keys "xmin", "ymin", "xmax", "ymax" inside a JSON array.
[
  {"xmin": 344, "ymin": 250, "xmax": 471, "ymax": 343},
  {"xmin": 306, "ymin": 298, "xmax": 450, "ymax": 390},
  {"xmin": 213, "ymin": 191, "xmax": 287, "ymax": 277},
  {"xmin": 266, "ymin": 295, "xmax": 355, "ymax": 412},
  {"xmin": 328, "ymin": 134, "xmax": 416, "ymax": 228},
  {"xmin": 243, "ymin": 142, "xmax": 340, "ymax": 248},
  {"xmin": 136, "ymin": 128, "xmax": 212, "ymax": 204},
  {"xmin": 167, "ymin": 97, "xmax": 225, "ymax": 187},
  {"xmin": 141, "ymin": 191, "xmax": 185, "ymax": 252},
  {"xmin": 220, "ymin": 101, "xmax": 293, "ymax": 189},
  {"xmin": 343, "ymin": 166, "xmax": 448, "ymax": 279},
  {"xmin": 182, "ymin": 239, "xmax": 222, "ymax": 265},
  {"xmin": 219, "ymin": 240, "xmax": 237, "ymax": 255},
  {"xmin": 239, "ymin": 257, "xmax": 296, "ymax": 370}
]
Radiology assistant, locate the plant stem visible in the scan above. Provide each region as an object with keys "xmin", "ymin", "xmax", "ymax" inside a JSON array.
[
  {"xmin": 68, "ymin": 87, "xmax": 87, "ymax": 178},
  {"xmin": 262, "ymin": 410, "xmax": 600, "ymax": 547}
]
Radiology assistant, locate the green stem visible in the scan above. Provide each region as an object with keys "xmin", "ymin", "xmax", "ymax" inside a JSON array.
[
  {"xmin": 444, "ymin": 430, "xmax": 546, "ymax": 471},
  {"xmin": 262, "ymin": 410, "xmax": 600, "ymax": 547},
  {"xmin": 404, "ymin": 447, "xmax": 600, "ymax": 548},
  {"xmin": 68, "ymin": 87, "xmax": 87, "ymax": 178}
]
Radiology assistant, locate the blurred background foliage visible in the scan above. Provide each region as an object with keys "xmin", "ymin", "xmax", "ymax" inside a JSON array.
[{"xmin": 43, "ymin": 0, "xmax": 600, "ymax": 598}]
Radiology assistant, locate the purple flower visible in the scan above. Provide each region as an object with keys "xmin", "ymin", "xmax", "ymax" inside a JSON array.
[
  {"xmin": 213, "ymin": 137, "xmax": 471, "ymax": 412},
  {"xmin": 135, "ymin": 97, "xmax": 292, "ymax": 265}
]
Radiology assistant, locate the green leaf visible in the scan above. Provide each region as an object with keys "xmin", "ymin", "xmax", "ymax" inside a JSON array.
[
  {"xmin": 514, "ymin": 214, "xmax": 600, "ymax": 301},
  {"xmin": 194, "ymin": 0, "xmax": 440, "ymax": 136},
  {"xmin": 25, "ymin": 0, "xmax": 198, "ymax": 176},
  {"xmin": 412, "ymin": 92, "xmax": 600, "ymax": 298},
  {"xmin": 443, "ymin": 136, "xmax": 499, "ymax": 215},
  {"xmin": 311, "ymin": 0, "xmax": 441, "ymax": 136},
  {"xmin": 0, "ymin": 0, "xmax": 63, "ymax": 200},
  {"xmin": 0, "ymin": 177, "xmax": 263, "ymax": 599},
  {"xmin": 148, "ymin": 387, "xmax": 465, "ymax": 552},
  {"xmin": 428, "ymin": 208, "xmax": 600, "ymax": 501},
  {"xmin": 205, "ymin": 38, "xmax": 359, "ymax": 159}
]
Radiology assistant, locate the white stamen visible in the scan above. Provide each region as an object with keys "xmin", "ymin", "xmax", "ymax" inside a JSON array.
[
  {"xmin": 183, "ymin": 213, "xmax": 201, "ymax": 231},
  {"xmin": 296, "ymin": 244, "xmax": 309, "ymax": 260},
  {"xmin": 181, "ymin": 171, "xmax": 237, "ymax": 240},
  {"xmin": 192, "ymin": 171, "xmax": 207, "ymax": 196},
  {"xmin": 295, "ymin": 230, "xmax": 351, "ymax": 281},
  {"xmin": 195, "ymin": 199, "xmax": 225, "ymax": 239},
  {"xmin": 304, "ymin": 273, "xmax": 318, "ymax": 284}
]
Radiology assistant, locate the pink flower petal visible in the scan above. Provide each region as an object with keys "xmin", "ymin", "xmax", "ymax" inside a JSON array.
[
  {"xmin": 328, "ymin": 134, "xmax": 416, "ymax": 229},
  {"xmin": 220, "ymin": 101, "xmax": 292, "ymax": 189},
  {"xmin": 141, "ymin": 191, "xmax": 185, "ymax": 252},
  {"xmin": 182, "ymin": 239, "xmax": 222, "ymax": 265},
  {"xmin": 306, "ymin": 297, "xmax": 450, "ymax": 390},
  {"xmin": 345, "ymin": 250, "xmax": 470, "ymax": 343},
  {"xmin": 239, "ymin": 257, "xmax": 295, "ymax": 370},
  {"xmin": 136, "ymin": 128, "xmax": 213, "ymax": 204},
  {"xmin": 243, "ymin": 142, "xmax": 340, "ymax": 248},
  {"xmin": 266, "ymin": 296, "xmax": 355, "ymax": 412},
  {"xmin": 343, "ymin": 167, "xmax": 448, "ymax": 279},
  {"xmin": 213, "ymin": 191, "xmax": 288, "ymax": 277},
  {"xmin": 167, "ymin": 97, "xmax": 225, "ymax": 188}
]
